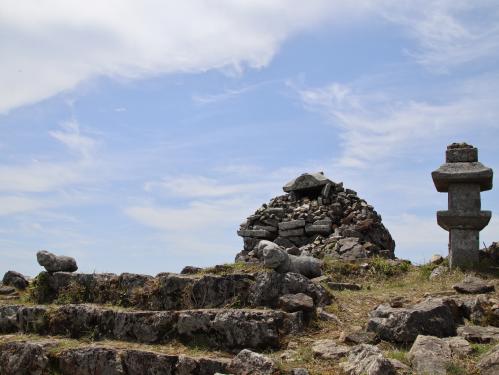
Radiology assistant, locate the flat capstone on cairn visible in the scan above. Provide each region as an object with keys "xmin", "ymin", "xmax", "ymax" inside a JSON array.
[
  {"xmin": 236, "ymin": 172, "xmax": 395, "ymax": 265},
  {"xmin": 432, "ymin": 143, "xmax": 493, "ymax": 269}
]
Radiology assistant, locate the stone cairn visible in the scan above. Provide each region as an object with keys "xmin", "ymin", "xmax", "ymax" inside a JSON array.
[
  {"xmin": 432, "ymin": 143, "xmax": 493, "ymax": 269},
  {"xmin": 236, "ymin": 172, "xmax": 395, "ymax": 263}
]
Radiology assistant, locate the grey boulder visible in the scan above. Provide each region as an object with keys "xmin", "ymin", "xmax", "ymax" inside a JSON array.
[
  {"xmin": 229, "ymin": 349, "xmax": 278, "ymax": 375},
  {"xmin": 279, "ymin": 293, "xmax": 314, "ymax": 313},
  {"xmin": 408, "ymin": 335, "xmax": 452, "ymax": 375},
  {"xmin": 37, "ymin": 250, "xmax": 78, "ymax": 272},
  {"xmin": 453, "ymin": 276, "xmax": 495, "ymax": 294},
  {"xmin": 366, "ymin": 298, "xmax": 457, "ymax": 344},
  {"xmin": 2, "ymin": 270, "xmax": 29, "ymax": 290},
  {"xmin": 340, "ymin": 344, "xmax": 395, "ymax": 375}
]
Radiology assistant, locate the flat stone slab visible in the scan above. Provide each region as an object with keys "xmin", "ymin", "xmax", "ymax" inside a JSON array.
[
  {"xmin": 311, "ymin": 339, "xmax": 350, "ymax": 360},
  {"xmin": 237, "ymin": 229, "xmax": 273, "ymax": 239},
  {"xmin": 0, "ymin": 304, "xmax": 304, "ymax": 351},
  {"xmin": 0, "ymin": 338, "xmax": 231, "ymax": 375},
  {"xmin": 457, "ymin": 325, "xmax": 499, "ymax": 343},
  {"xmin": 278, "ymin": 220, "xmax": 306, "ymax": 231},
  {"xmin": 453, "ymin": 277, "xmax": 495, "ymax": 294}
]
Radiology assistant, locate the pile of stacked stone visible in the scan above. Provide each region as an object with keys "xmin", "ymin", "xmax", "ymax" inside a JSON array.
[{"xmin": 236, "ymin": 172, "xmax": 395, "ymax": 263}]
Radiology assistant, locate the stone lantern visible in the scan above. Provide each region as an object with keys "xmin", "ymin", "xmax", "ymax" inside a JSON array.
[{"xmin": 432, "ymin": 143, "xmax": 493, "ymax": 269}]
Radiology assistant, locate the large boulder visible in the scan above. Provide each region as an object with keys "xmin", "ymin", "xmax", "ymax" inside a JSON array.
[
  {"xmin": 2, "ymin": 270, "xmax": 29, "ymax": 289},
  {"xmin": 236, "ymin": 172, "xmax": 395, "ymax": 263},
  {"xmin": 366, "ymin": 298, "xmax": 458, "ymax": 344},
  {"xmin": 36, "ymin": 250, "xmax": 78, "ymax": 273}
]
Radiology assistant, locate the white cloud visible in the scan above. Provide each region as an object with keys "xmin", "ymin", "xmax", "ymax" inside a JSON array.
[
  {"xmin": 144, "ymin": 175, "xmax": 275, "ymax": 198},
  {"xmin": 297, "ymin": 76, "xmax": 499, "ymax": 168},
  {"xmin": 0, "ymin": 196, "xmax": 49, "ymax": 215},
  {"xmin": 378, "ymin": 0, "xmax": 499, "ymax": 71},
  {"xmin": 0, "ymin": 0, "xmax": 350, "ymax": 113},
  {"xmin": 0, "ymin": 121, "xmax": 99, "ymax": 193}
]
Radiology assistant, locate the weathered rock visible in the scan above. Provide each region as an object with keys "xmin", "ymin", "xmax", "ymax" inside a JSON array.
[
  {"xmin": 316, "ymin": 307, "xmax": 341, "ymax": 323},
  {"xmin": 262, "ymin": 245, "xmax": 322, "ymax": 278},
  {"xmin": 387, "ymin": 359, "xmax": 411, "ymax": 374},
  {"xmin": 0, "ymin": 285, "xmax": 16, "ymax": 295},
  {"xmin": 366, "ymin": 298, "xmax": 457, "ymax": 343},
  {"xmin": 180, "ymin": 266, "xmax": 202, "ymax": 275},
  {"xmin": 248, "ymin": 271, "xmax": 332, "ymax": 308},
  {"xmin": 2, "ymin": 270, "xmax": 29, "ymax": 290},
  {"xmin": 176, "ymin": 356, "xmax": 231, "ymax": 375},
  {"xmin": 279, "ymin": 293, "xmax": 314, "ymax": 313},
  {"xmin": 36, "ymin": 250, "xmax": 78, "ymax": 273},
  {"xmin": 0, "ymin": 341, "xmax": 52, "ymax": 375},
  {"xmin": 453, "ymin": 276, "xmax": 495, "ymax": 294},
  {"xmin": 430, "ymin": 254, "xmax": 445, "ymax": 264},
  {"xmin": 289, "ymin": 369, "xmax": 309, "ymax": 375},
  {"xmin": 29, "ymin": 270, "xmax": 329, "ymax": 312},
  {"xmin": 344, "ymin": 330, "xmax": 379, "ymax": 345},
  {"xmin": 58, "ymin": 347, "xmax": 124, "ymax": 375},
  {"xmin": 445, "ymin": 336, "xmax": 472, "ymax": 357},
  {"xmin": 408, "ymin": 335, "xmax": 452, "ymax": 375},
  {"xmin": 311, "ymin": 339, "xmax": 349, "ymax": 360},
  {"xmin": 457, "ymin": 325, "xmax": 499, "ymax": 343},
  {"xmin": 229, "ymin": 349, "xmax": 278, "ymax": 375},
  {"xmin": 429, "ymin": 265, "xmax": 448, "ymax": 280},
  {"xmin": 477, "ymin": 343, "xmax": 499, "ymax": 375},
  {"xmin": 120, "ymin": 350, "xmax": 177, "ymax": 374},
  {"xmin": 327, "ymin": 282, "xmax": 361, "ymax": 291},
  {"xmin": 1, "ymin": 304, "xmax": 304, "ymax": 351},
  {"xmin": 340, "ymin": 344, "xmax": 396, "ymax": 375}
]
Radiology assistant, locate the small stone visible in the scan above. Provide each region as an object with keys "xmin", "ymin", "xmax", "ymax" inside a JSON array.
[
  {"xmin": 389, "ymin": 296, "xmax": 408, "ymax": 308},
  {"xmin": 229, "ymin": 349, "xmax": 277, "ymax": 375},
  {"xmin": 36, "ymin": 250, "xmax": 78, "ymax": 273},
  {"xmin": 2, "ymin": 270, "xmax": 29, "ymax": 290},
  {"xmin": 316, "ymin": 307, "xmax": 341, "ymax": 324},
  {"xmin": 279, "ymin": 293, "xmax": 314, "ymax": 312},
  {"xmin": 311, "ymin": 339, "xmax": 350, "ymax": 360},
  {"xmin": 344, "ymin": 330, "xmax": 378, "ymax": 345},
  {"xmin": 388, "ymin": 359, "xmax": 410, "ymax": 374},
  {"xmin": 290, "ymin": 369, "xmax": 309, "ymax": 375},
  {"xmin": 453, "ymin": 276, "xmax": 495, "ymax": 294}
]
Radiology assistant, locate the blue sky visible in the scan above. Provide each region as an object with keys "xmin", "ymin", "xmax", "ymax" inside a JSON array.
[{"xmin": 1, "ymin": 1, "xmax": 498, "ymax": 277}]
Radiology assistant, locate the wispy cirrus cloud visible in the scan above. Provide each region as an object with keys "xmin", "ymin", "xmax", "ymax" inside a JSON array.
[
  {"xmin": 297, "ymin": 75, "xmax": 499, "ymax": 168},
  {"xmin": 377, "ymin": 0, "xmax": 499, "ymax": 71}
]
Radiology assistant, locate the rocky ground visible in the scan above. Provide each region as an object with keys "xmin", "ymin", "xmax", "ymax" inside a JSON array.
[{"xmin": 1, "ymin": 256, "xmax": 498, "ymax": 374}]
